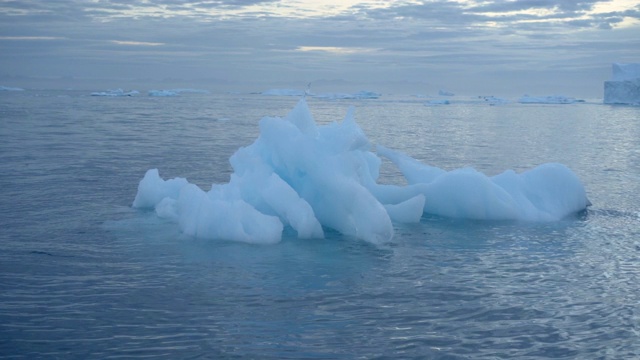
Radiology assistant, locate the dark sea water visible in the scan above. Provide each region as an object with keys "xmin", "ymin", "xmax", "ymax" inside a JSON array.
[{"xmin": 1, "ymin": 90, "xmax": 639, "ymax": 359}]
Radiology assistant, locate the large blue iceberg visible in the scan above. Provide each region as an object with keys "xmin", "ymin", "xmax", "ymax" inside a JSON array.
[
  {"xmin": 133, "ymin": 99, "xmax": 590, "ymax": 244},
  {"xmin": 604, "ymin": 63, "xmax": 640, "ymax": 105}
]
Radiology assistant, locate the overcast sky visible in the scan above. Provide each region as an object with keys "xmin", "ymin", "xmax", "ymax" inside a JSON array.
[{"xmin": 1, "ymin": 0, "xmax": 639, "ymax": 96}]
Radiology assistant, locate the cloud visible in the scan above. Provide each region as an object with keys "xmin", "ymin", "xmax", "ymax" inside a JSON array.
[
  {"xmin": 0, "ymin": 0, "xmax": 639, "ymax": 96},
  {"xmin": 0, "ymin": 36, "xmax": 65, "ymax": 40}
]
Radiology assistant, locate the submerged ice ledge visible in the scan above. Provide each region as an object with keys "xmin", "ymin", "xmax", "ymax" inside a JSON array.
[{"xmin": 133, "ymin": 99, "xmax": 590, "ymax": 244}]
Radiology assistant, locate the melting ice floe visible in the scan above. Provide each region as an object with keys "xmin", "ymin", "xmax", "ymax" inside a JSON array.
[
  {"xmin": 133, "ymin": 99, "xmax": 590, "ymax": 244},
  {"xmin": 425, "ymin": 99, "xmax": 450, "ymax": 105},
  {"xmin": 149, "ymin": 88, "xmax": 210, "ymax": 97},
  {"xmin": 261, "ymin": 88, "xmax": 381, "ymax": 99},
  {"xmin": 91, "ymin": 89, "xmax": 139, "ymax": 97},
  {"xmin": 0, "ymin": 86, "xmax": 25, "ymax": 91},
  {"xmin": 518, "ymin": 95, "xmax": 581, "ymax": 104},
  {"xmin": 314, "ymin": 91, "xmax": 381, "ymax": 100}
]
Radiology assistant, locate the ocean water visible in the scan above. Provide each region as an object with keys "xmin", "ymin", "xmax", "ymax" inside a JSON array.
[{"xmin": 1, "ymin": 90, "xmax": 639, "ymax": 359}]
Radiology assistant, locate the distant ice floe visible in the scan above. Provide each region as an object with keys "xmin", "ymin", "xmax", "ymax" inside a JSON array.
[
  {"xmin": 261, "ymin": 88, "xmax": 306, "ymax": 96},
  {"xmin": 604, "ymin": 63, "xmax": 640, "ymax": 105},
  {"xmin": 425, "ymin": 99, "xmax": 450, "ymax": 105},
  {"xmin": 149, "ymin": 88, "xmax": 209, "ymax": 97},
  {"xmin": 133, "ymin": 99, "xmax": 591, "ymax": 245},
  {"xmin": 314, "ymin": 91, "xmax": 381, "ymax": 100},
  {"xmin": 438, "ymin": 89, "xmax": 455, "ymax": 96},
  {"xmin": 0, "ymin": 86, "xmax": 25, "ymax": 91},
  {"xmin": 91, "ymin": 89, "xmax": 139, "ymax": 97},
  {"xmin": 261, "ymin": 88, "xmax": 381, "ymax": 99},
  {"xmin": 480, "ymin": 96, "xmax": 509, "ymax": 105},
  {"xmin": 149, "ymin": 90, "xmax": 179, "ymax": 97},
  {"xmin": 518, "ymin": 95, "xmax": 582, "ymax": 104}
]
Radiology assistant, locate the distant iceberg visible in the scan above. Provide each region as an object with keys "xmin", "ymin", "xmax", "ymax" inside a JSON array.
[
  {"xmin": 133, "ymin": 99, "xmax": 590, "ymax": 245},
  {"xmin": 149, "ymin": 90, "xmax": 179, "ymax": 97},
  {"xmin": 261, "ymin": 88, "xmax": 381, "ymax": 99},
  {"xmin": 91, "ymin": 89, "xmax": 139, "ymax": 97},
  {"xmin": 425, "ymin": 99, "xmax": 450, "ymax": 105},
  {"xmin": 0, "ymin": 86, "xmax": 24, "ymax": 91},
  {"xmin": 610, "ymin": 63, "xmax": 640, "ymax": 81},
  {"xmin": 604, "ymin": 63, "xmax": 640, "ymax": 105},
  {"xmin": 149, "ymin": 88, "xmax": 210, "ymax": 97},
  {"xmin": 480, "ymin": 96, "xmax": 509, "ymax": 105},
  {"xmin": 315, "ymin": 91, "xmax": 381, "ymax": 100},
  {"xmin": 438, "ymin": 89, "xmax": 455, "ymax": 96},
  {"xmin": 261, "ymin": 89, "xmax": 306, "ymax": 96},
  {"xmin": 518, "ymin": 95, "xmax": 580, "ymax": 104},
  {"xmin": 172, "ymin": 88, "xmax": 209, "ymax": 94}
]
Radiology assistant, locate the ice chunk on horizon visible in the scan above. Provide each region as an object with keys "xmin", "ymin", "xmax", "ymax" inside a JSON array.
[
  {"xmin": 604, "ymin": 63, "xmax": 640, "ymax": 105},
  {"xmin": 425, "ymin": 99, "xmax": 450, "ymax": 105},
  {"xmin": 438, "ymin": 89, "xmax": 455, "ymax": 96},
  {"xmin": 149, "ymin": 90, "xmax": 179, "ymax": 97},
  {"xmin": 604, "ymin": 79, "xmax": 640, "ymax": 105},
  {"xmin": 481, "ymin": 96, "xmax": 509, "ymax": 105},
  {"xmin": 261, "ymin": 88, "xmax": 306, "ymax": 96},
  {"xmin": 518, "ymin": 95, "xmax": 581, "ymax": 104},
  {"xmin": 91, "ymin": 88, "xmax": 139, "ymax": 97},
  {"xmin": 0, "ymin": 86, "xmax": 24, "ymax": 91},
  {"xmin": 261, "ymin": 88, "xmax": 381, "ymax": 99},
  {"xmin": 611, "ymin": 63, "xmax": 640, "ymax": 81},
  {"xmin": 314, "ymin": 91, "xmax": 381, "ymax": 100},
  {"xmin": 149, "ymin": 88, "xmax": 210, "ymax": 96}
]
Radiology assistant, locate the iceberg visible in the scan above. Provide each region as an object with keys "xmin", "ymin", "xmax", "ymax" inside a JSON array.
[
  {"xmin": 170, "ymin": 88, "xmax": 209, "ymax": 94},
  {"xmin": 425, "ymin": 99, "xmax": 450, "ymax": 105},
  {"xmin": 0, "ymin": 86, "xmax": 24, "ymax": 91},
  {"xmin": 439, "ymin": 90, "xmax": 455, "ymax": 96},
  {"xmin": 261, "ymin": 88, "xmax": 380, "ymax": 99},
  {"xmin": 480, "ymin": 96, "xmax": 509, "ymax": 105},
  {"xmin": 91, "ymin": 88, "xmax": 139, "ymax": 97},
  {"xmin": 149, "ymin": 88, "xmax": 210, "ymax": 96},
  {"xmin": 315, "ymin": 91, "xmax": 381, "ymax": 100},
  {"xmin": 261, "ymin": 89, "xmax": 306, "ymax": 96},
  {"xmin": 133, "ymin": 99, "xmax": 590, "ymax": 245},
  {"xmin": 149, "ymin": 90, "xmax": 179, "ymax": 97},
  {"xmin": 518, "ymin": 95, "xmax": 580, "ymax": 104},
  {"xmin": 604, "ymin": 63, "xmax": 640, "ymax": 105},
  {"xmin": 610, "ymin": 63, "xmax": 640, "ymax": 81}
]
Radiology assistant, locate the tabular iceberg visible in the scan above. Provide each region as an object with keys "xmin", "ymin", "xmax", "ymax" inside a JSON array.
[
  {"xmin": 518, "ymin": 95, "xmax": 580, "ymax": 104},
  {"xmin": 133, "ymin": 99, "xmax": 591, "ymax": 244},
  {"xmin": 149, "ymin": 88, "xmax": 210, "ymax": 96},
  {"xmin": 604, "ymin": 63, "xmax": 640, "ymax": 105},
  {"xmin": 314, "ymin": 91, "xmax": 381, "ymax": 100},
  {"xmin": 0, "ymin": 85, "xmax": 24, "ymax": 91},
  {"xmin": 91, "ymin": 88, "xmax": 139, "ymax": 97}
]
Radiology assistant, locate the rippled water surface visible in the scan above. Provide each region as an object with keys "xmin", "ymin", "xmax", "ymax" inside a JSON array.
[{"xmin": 1, "ymin": 91, "xmax": 639, "ymax": 359}]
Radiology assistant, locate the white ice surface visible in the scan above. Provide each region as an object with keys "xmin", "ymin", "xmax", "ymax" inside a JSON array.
[{"xmin": 604, "ymin": 63, "xmax": 640, "ymax": 105}]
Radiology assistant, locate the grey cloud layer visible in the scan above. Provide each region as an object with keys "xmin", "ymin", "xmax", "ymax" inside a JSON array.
[{"xmin": 0, "ymin": 0, "xmax": 638, "ymax": 95}]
